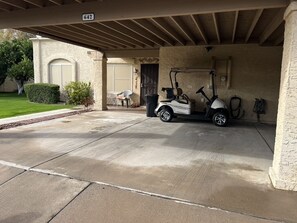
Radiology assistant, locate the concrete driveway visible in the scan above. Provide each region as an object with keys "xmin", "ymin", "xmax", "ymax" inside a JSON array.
[{"xmin": 0, "ymin": 110, "xmax": 296, "ymax": 223}]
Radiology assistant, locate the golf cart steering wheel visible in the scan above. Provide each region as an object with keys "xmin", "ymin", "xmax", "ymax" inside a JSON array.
[
  {"xmin": 196, "ymin": 86, "xmax": 204, "ymax": 94},
  {"xmin": 181, "ymin": 94, "xmax": 190, "ymax": 102}
]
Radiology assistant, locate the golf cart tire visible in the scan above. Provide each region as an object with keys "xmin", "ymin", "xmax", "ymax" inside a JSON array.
[
  {"xmin": 212, "ymin": 111, "xmax": 228, "ymax": 127},
  {"xmin": 159, "ymin": 107, "xmax": 174, "ymax": 122}
]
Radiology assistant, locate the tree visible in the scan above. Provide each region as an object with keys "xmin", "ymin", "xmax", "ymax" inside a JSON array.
[
  {"xmin": 0, "ymin": 29, "xmax": 34, "ymax": 90},
  {"xmin": 0, "ymin": 29, "xmax": 34, "ymax": 42},
  {"xmin": 0, "ymin": 38, "xmax": 33, "ymax": 94},
  {"xmin": 0, "ymin": 59, "xmax": 7, "ymax": 86},
  {"xmin": 7, "ymin": 57, "xmax": 34, "ymax": 95},
  {"xmin": 0, "ymin": 41, "xmax": 19, "ymax": 86}
]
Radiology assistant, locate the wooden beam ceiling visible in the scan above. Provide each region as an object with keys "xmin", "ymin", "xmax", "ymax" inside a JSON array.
[
  {"xmin": 212, "ymin": 13, "xmax": 221, "ymax": 44},
  {"xmin": 0, "ymin": 2, "xmax": 11, "ymax": 11},
  {"xmin": 0, "ymin": 0, "xmax": 27, "ymax": 10},
  {"xmin": 232, "ymin": 11, "xmax": 239, "ymax": 43},
  {"xmin": 20, "ymin": 27, "xmax": 102, "ymax": 50},
  {"xmin": 84, "ymin": 23, "xmax": 144, "ymax": 48},
  {"xmin": 0, "ymin": 0, "xmax": 94, "ymax": 13},
  {"xmin": 132, "ymin": 19, "xmax": 175, "ymax": 46},
  {"xmin": 116, "ymin": 20, "xmax": 165, "ymax": 47},
  {"xmin": 259, "ymin": 8, "xmax": 286, "ymax": 44},
  {"xmin": 151, "ymin": 18, "xmax": 185, "ymax": 46},
  {"xmin": 0, "ymin": 0, "xmax": 288, "ymax": 29},
  {"xmin": 23, "ymin": 0, "xmax": 44, "ymax": 8},
  {"xmin": 170, "ymin": 16, "xmax": 196, "ymax": 44},
  {"xmin": 49, "ymin": 0, "xmax": 64, "ymax": 6},
  {"xmin": 0, "ymin": 0, "xmax": 285, "ymax": 51},
  {"xmin": 245, "ymin": 9, "xmax": 263, "ymax": 43},
  {"xmin": 101, "ymin": 21, "xmax": 155, "ymax": 47},
  {"xmin": 190, "ymin": 15, "xmax": 208, "ymax": 44}
]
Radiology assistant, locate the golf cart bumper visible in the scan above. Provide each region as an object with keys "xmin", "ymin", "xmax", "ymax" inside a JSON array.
[{"xmin": 154, "ymin": 103, "xmax": 162, "ymax": 115}]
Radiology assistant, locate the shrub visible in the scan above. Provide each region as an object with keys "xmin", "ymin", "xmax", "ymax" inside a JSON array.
[
  {"xmin": 64, "ymin": 81, "xmax": 94, "ymax": 107},
  {"xmin": 24, "ymin": 83, "xmax": 60, "ymax": 104}
]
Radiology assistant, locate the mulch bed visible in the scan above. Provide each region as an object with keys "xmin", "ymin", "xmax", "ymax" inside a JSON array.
[{"xmin": 0, "ymin": 109, "xmax": 91, "ymax": 130}]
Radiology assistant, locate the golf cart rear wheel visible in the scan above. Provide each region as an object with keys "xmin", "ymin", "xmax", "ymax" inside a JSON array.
[
  {"xmin": 212, "ymin": 112, "xmax": 228, "ymax": 127},
  {"xmin": 159, "ymin": 108, "xmax": 173, "ymax": 122}
]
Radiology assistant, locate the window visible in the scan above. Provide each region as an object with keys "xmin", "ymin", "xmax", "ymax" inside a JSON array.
[
  {"xmin": 49, "ymin": 59, "xmax": 72, "ymax": 89},
  {"xmin": 107, "ymin": 64, "xmax": 132, "ymax": 92}
]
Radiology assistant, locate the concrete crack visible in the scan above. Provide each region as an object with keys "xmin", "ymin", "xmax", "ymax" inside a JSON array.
[
  {"xmin": 30, "ymin": 117, "xmax": 150, "ymax": 169},
  {"xmin": 47, "ymin": 183, "xmax": 92, "ymax": 223},
  {"xmin": 0, "ymin": 160, "xmax": 287, "ymax": 223}
]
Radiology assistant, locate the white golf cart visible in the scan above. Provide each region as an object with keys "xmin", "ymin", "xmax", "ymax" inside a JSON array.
[{"xmin": 154, "ymin": 68, "xmax": 229, "ymax": 127}]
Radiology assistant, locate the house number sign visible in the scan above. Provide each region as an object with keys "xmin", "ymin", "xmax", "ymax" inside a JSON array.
[{"xmin": 82, "ymin": 13, "xmax": 95, "ymax": 21}]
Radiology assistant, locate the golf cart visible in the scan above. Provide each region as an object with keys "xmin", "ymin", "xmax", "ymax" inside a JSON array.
[{"xmin": 154, "ymin": 68, "xmax": 229, "ymax": 127}]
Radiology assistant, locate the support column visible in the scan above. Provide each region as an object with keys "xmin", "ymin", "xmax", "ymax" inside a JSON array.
[
  {"xmin": 269, "ymin": 2, "xmax": 297, "ymax": 191},
  {"xmin": 91, "ymin": 52, "xmax": 108, "ymax": 111}
]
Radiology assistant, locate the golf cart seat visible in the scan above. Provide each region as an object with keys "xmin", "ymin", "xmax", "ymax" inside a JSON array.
[
  {"xmin": 176, "ymin": 88, "xmax": 183, "ymax": 97},
  {"xmin": 160, "ymin": 87, "xmax": 175, "ymax": 103},
  {"xmin": 176, "ymin": 88, "xmax": 190, "ymax": 104}
]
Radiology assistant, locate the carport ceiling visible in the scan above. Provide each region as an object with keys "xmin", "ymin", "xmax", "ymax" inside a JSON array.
[{"xmin": 0, "ymin": 0, "xmax": 288, "ymax": 52}]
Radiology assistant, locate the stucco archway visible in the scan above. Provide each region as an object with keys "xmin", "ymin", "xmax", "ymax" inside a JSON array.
[{"xmin": 45, "ymin": 54, "xmax": 77, "ymax": 84}]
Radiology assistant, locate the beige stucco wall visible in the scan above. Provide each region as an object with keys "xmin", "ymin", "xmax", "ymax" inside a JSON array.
[
  {"xmin": 31, "ymin": 37, "xmax": 94, "ymax": 86},
  {"xmin": 0, "ymin": 78, "xmax": 17, "ymax": 92},
  {"xmin": 159, "ymin": 45, "xmax": 282, "ymax": 123}
]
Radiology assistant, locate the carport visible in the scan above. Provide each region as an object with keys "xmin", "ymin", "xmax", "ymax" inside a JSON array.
[{"xmin": 0, "ymin": 0, "xmax": 296, "ymax": 192}]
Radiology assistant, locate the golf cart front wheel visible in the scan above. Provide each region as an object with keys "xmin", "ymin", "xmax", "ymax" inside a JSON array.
[
  {"xmin": 212, "ymin": 112, "xmax": 228, "ymax": 127},
  {"xmin": 159, "ymin": 108, "xmax": 173, "ymax": 122}
]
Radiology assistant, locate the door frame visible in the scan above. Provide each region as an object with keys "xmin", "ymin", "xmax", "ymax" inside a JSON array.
[{"xmin": 140, "ymin": 63, "xmax": 159, "ymax": 105}]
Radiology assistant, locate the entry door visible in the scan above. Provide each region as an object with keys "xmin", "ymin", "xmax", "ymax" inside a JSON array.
[{"xmin": 140, "ymin": 64, "xmax": 159, "ymax": 105}]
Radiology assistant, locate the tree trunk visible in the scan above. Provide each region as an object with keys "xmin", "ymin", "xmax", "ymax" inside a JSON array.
[{"xmin": 16, "ymin": 80, "xmax": 24, "ymax": 95}]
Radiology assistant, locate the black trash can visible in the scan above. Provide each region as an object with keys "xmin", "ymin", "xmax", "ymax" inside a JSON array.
[{"xmin": 145, "ymin": 94, "xmax": 159, "ymax": 117}]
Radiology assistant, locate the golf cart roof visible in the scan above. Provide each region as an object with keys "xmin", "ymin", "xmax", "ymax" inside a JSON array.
[{"xmin": 170, "ymin": 67, "xmax": 215, "ymax": 74}]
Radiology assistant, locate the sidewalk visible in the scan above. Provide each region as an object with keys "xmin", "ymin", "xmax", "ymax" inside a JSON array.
[
  {"xmin": 0, "ymin": 105, "xmax": 147, "ymax": 126},
  {"xmin": 0, "ymin": 109, "xmax": 79, "ymax": 126}
]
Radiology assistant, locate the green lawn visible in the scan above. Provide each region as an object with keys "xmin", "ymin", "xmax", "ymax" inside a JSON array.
[{"xmin": 0, "ymin": 93, "xmax": 73, "ymax": 119}]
